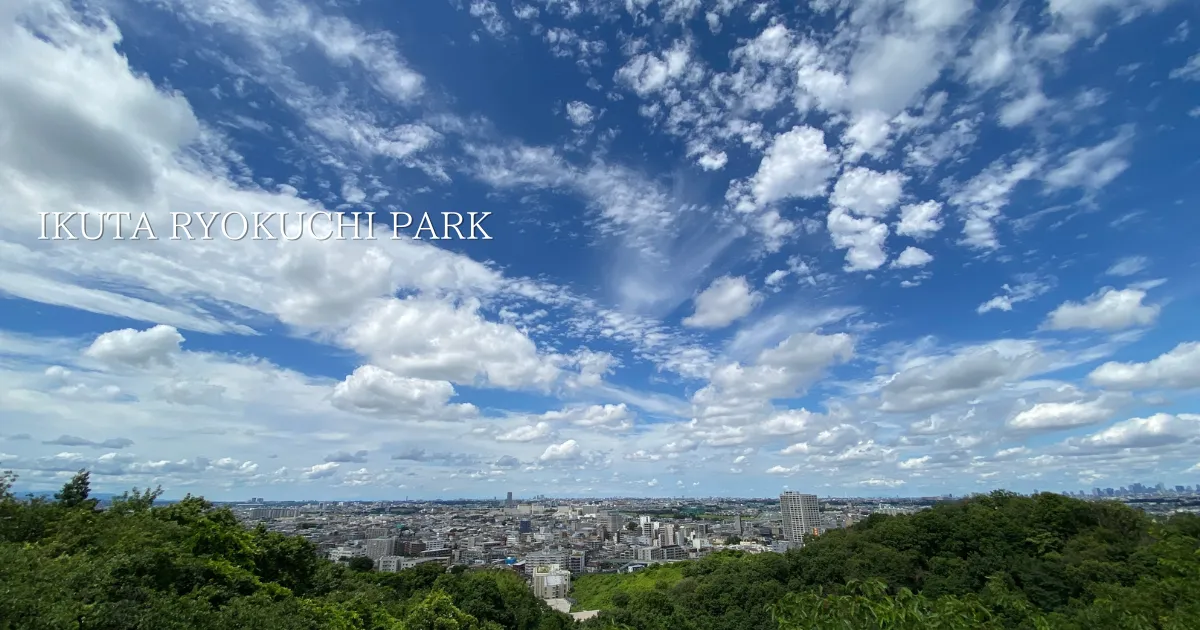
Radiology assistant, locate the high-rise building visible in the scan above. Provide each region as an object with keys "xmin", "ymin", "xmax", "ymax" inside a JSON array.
[
  {"xmin": 365, "ymin": 537, "xmax": 397, "ymax": 560},
  {"xmin": 779, "ymin": 492, "xmax": 819, "ymax": 544},
  {"xmin": 733, "ymin": 513, "xmax": 742, "ymax": 534},
  {"xmin": 506, "ymin": 491, "xmax": 514, "ymax": 507}
]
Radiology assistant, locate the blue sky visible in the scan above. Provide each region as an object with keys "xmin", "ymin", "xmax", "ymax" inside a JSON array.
[{"xmin": 1, "ymin": 0, "xmax": 1199, "ymax": 501}]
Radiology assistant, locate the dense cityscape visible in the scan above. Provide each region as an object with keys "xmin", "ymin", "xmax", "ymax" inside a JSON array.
[{"xmin": 228, "ymin": 484, "xmax": 1200, "ymax": 616}]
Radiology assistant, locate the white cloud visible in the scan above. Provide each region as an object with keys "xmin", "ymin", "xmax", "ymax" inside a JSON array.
[
  {"xmin": 1066, "ymin": 413, "xmax": 1200, "ymax": 451},
  {"xmin": 891, "ymin": 246, "xmax": 933, "ymax": 269},
  {"xmin": 1088, "ymin": 342, "xmax": 1200, "ymax": 390},
  {"xmin": 344, "ymin": 297, "xmax": 563, "ymax": 389},
  {"xmin": 615, "ymin": 38, "xmax": 695, "ymax": 96},
  {"xmin": 895, "ymin": 201, "xmax": 943, "ymax": 239},
  {"xmin": 998, "ymin": 90, "xmax": 1051, "ymax": 128},
  {"xmin": 949, "ymin": 156, "xmax": 1042, "ymax": 250},
  {"xmin": 565, "ymin": 101, "xmax": 595, "ymax": 126},
  {"xmin": 304, "ymin": 462, "xmax": 339, "ymax": 479},
  {"xmin": 830, "ymin": 167, "xmax": 906, "ymax": 218},
  {"xmin": 1043, "ymin": 128, "xmax": 1134, "ymax": 194},
  {"xmin": 1007, "ymin": 397, "xmax": 1119, "ymax": 431},
  {"xmin": 469, "ymin": 0, "xmax": 509, "ymax": 37},
  {"xmin": 496, "ymin": 422, "xmax": 555, "ymax": 443},
  {"xmin": 1169, "ymin": 52, "xmax": 1200, "ymax": 81},
  {"xmin": 539, "ymin": 439, "xmax": 582, "ymax": 461},
  {"xmin": 977, "ymin": 277, "xmax": 1053, "ymax": 314},
  {"xmin": 1042, "ymin": 287, "xmax": 1160, "ymax": 332},
  {"xmin": 540, "ymin": 404, "xmax": 634, "ymax": 431},
  {"xmin": 1106, "ymin": 256, "xmax": 1149, "ymax": 277},
  {"xmin": 827, "ymin": 208, "xmax": 889, "ymax": 272},
  {"xmin": 330, "ymin": 366, "xmax": 478, "ymax": 420},
  {"xmin": 880, "ymin": 340, "xmax": 1042, "ymax": 413},
  {"xmin": 750, "ymin": 126, "xmax": 837, "ymax": 205},
  {"xmin": 683, "ymin": 276, "xmax": 762, "ymax": 329},
  {"xmin": 83, "ymin": 325, "xmax": 184, "ymax": 369}
]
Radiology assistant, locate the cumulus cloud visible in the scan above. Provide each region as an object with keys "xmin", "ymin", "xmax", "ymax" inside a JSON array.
[
  {"xmin": 683, "ymin": 276, "xmax": 762, "ymax": 329},
  {"xmin": 891, "ymin": 246, "xmax": 933, "ymax": 269},
  {"xmin": 1088, "ymin": 343, "xmax": 1200, "ymax": 390},
  {"xmin": 495, "ymin": 422, "xmax": 555, "ymax": 443},
  {"xmin": 1042, "ymin": 288, "xmax": 1160, "ymax": 332},
  {"xmin": 0, "ymin": 0, "xmax": 1193, "ymax": 500},
  {"xmin": 539, "ymin": 439, "xmax": 582, "ymax": 461},
  {"xmin": 750, "ymin": 126, "xmax": 836, "ymax": 205},
  {"xmin": 880, "ymin": 341, "xmax": 1042, "ymax": 413},
  {"xmin": 565, "ymin": 101, "xmax": 595, "ymax": 126},
  {"xmin": 895, "ymin": 201, "xmax": 943, "ymax": 239},
  {"xmin": 1065, "ymin": 414, "xmax": 1200, "ymax": 451},
  {"xmin": 84, "ymin": 325, "xmax": 183, "ymax": 368},
  {"xmin": 304, "ymin": 462, "xmax": 340, "ymax": 479},
  {"xmin": 1006, "ymin": 396, "xmax": 1120, "ymax": 432},
  {"xmin": 330, "ymin": 365, "xmax": 478, "ymax": 420},
  {"xmin": 540, "ymin": 404, "xmax": 634, "ymax": 431}
]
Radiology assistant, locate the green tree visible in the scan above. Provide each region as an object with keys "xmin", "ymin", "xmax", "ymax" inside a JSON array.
[
  {"xmin": 54, "ymin": 469, "xmax": 96, "ymax": 509},
  {"xmin": 347, "ymin": 556, "xmax": 375, "ymax": 572}
]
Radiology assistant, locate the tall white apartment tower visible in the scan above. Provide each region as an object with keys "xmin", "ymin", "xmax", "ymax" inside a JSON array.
[{"xmin": 779, "ymin": 492, "xmax": 819, "ymax": 544}]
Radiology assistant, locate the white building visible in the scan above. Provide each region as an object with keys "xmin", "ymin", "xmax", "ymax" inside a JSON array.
[
  {"xmin": 780, "ymin": 492, "xmax": 820, "ymax": 544},
  {"xmin": 377, "ymin": 556, "xmax": 402, "ymax": 572},
  {"xmin": 328, "ymin": 546, "xmax": 366, "ymax": 561},
  {"xmin": 532, "ymin": 564, "xmax": 572, "ymax": 599}
]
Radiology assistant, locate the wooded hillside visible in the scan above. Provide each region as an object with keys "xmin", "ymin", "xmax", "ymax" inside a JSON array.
[{"xmin": 2, "ymin": 470, "xmax": 1198, "ymax": 629}]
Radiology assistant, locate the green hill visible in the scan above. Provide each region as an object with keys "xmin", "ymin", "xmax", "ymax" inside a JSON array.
[
  {"xmin": 575, "ymin": 491, "xmax": 1200, "ymax": 630},
  {"xmin": 3, "ymin": 470, "xmax": 1199, "ymax": 630},
  {"xmin": 0, "ymin": 470, "xmax": 573, "ymax": 630},
  {"xmin": 570, "ymin": 564, "xmax": 685, "ymax": 611}
]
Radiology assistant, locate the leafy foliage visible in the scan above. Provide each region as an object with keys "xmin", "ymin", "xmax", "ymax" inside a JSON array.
[
  {"xmin": 570, "ymin": 564, "xmax": 685, "ymax": 611},
  {"xmin": 0, "ymin": 475, "xmax": 572, "ymax": 630},
  {"xmin": 579, "ymin": 492, "xmax": 1200, "ymax": 630}
]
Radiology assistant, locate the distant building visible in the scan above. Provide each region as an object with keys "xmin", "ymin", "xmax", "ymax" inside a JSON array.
[
  {"xmin": 329, "ymin": 546, "xmax": 366, "ymax": 561},
  {"xmin": 248, "ymin": 507, "xmax": 298, "ymax": 519},
  {"xmin": 780, "ymin": 492, "xmax": 820, "ymax": 545},
  {"xmin": 567, "ymin": 551, "xmax": 587, "ymax": 574},
  {"xmin": 506, "ymin": 491, "xmax": 514, "ymax": 507},
  {"xmin": 377, "ymin": 556, "xmax": 403, "ymax": 572},
  {"xmin": 635, "ymin": 545, "xmax": 687, "ymax": 561},
  {"xmin": 365, "ymin": 537, "xmax": 397, "ymax": 560},
  {"xmin": 400, "ymin": 540, "xmax": 427, "ymax": 556},
  {"xmin": 525, "ymin": 551, "xmax": 569, "ymax": 572},
  {"xmin": 532, "ymin": 564, "xmax": 571, "ymax": 599}
]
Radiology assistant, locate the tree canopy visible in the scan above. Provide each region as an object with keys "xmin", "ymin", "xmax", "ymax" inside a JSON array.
[
  {"xmin": 0, "ymin": 471, "xmax": 573, "ymax": 630},
  {"xmin": 576, "ymin": 491, "xmax": 1200, "ymax": 630},
  {"xmin": 3, "ymin": 475, "xmax": 1198, "ymax": 630}
]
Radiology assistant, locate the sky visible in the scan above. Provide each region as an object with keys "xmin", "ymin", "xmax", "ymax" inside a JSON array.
[{"xmin": 1, "ymin": 0, "xmax": 1199, "ymax": 502}]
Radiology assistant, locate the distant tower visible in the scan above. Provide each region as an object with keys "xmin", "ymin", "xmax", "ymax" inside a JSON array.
[
  {"xmin": 506, "ymin": 491, "xmax": 513, "ymax": 507},
  {"xmin": 779, "ymin": 492, "xmax": 819, "ymax": 544},
  {"xmin": 733, "ymin": 513, "xmax": 742, "ymax": 534}
]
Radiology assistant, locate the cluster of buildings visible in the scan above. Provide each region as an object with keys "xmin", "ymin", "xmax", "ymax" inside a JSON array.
[{"xmin": 235, "ymin": 489, "xmax": 1109, "ymax": 611}]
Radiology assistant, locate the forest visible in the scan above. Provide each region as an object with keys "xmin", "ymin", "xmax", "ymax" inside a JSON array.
[{"xmin": 2, "ymin": 469, "xmax": 1199, "ymax": 629}]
